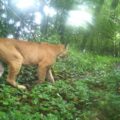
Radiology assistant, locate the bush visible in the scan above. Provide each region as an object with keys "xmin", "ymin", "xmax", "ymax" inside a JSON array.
[{"xmin": 0, "ymin": 49, "xmax": 120, "ymax": 120}]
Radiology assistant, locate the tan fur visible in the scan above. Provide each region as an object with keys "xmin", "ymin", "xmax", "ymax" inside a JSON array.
[{"xmin": 0, "ymin": 38, "xmax": 68, "ymax": 89}]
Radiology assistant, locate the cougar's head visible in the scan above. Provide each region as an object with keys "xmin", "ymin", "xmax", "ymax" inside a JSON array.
[{"xmin": 58, "ymin": 44, "xmax": 68, "ymax": 59}]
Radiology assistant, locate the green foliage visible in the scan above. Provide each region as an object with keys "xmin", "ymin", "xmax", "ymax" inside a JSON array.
[
  {"xmin": 0, "ymin": 0, "xmax": 120, "ymax": 119},
  {"xmin": 51, "ymin": 0, "xmax": 75, "ymax": 10},
  {"xmin": 0, "ymin": 48, "xmax": 120, "ymax": 120}
]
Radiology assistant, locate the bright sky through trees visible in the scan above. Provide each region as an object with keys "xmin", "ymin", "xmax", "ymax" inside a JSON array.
[
  {"xmin": 34, "ymin": 12, "xmax": 42, "ymax": 24},
  {"xmin": 67, "ymin": 10, "xmax": 93, "ymax": 28},
  {"xmin": 12, "ymin": 0, "xmax": 93, "ymax": 28},
  {"xmin": 15, "ymin": 0, "xmax": 35, "ymax": 9},
  {"xmin": 43, "ymin": 5, "xmax": 56, "ymax": 17},
  {"xmin": 13, "ymin": 0, "xmax": 56, "ymax": 24},
  {"xmin": 67, "ymin": 4, "xmax": 93, "ymax": 28}
]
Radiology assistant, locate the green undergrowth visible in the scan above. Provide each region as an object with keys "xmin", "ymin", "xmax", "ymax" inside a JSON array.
[{"xmin": 0, "ymin": 49, "xmax": 120, "ymax": 120}]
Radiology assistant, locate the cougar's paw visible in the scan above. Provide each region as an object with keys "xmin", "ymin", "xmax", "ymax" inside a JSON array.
[{"xmin": 17, "ymin": 85, "xmax": 27, "ymax": 90}]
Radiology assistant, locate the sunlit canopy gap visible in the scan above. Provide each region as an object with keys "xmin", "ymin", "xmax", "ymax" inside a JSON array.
[
  {"xmin": 44, "ymin": 5, "xmax": 56, "ymax": 17},
  {"xmin": 34, "ymin": 12, "xmax": 42, "ymax": 24},
  {"xmin": 9, "ymin": 0, "xmax": 93, "ymax": 29},
  {"xmin": 67, "ymin": 5, "xmax": 93, "ymax": 28},
  {"xmin": 12, "ymin": 0, "xmax": 56, "ymax": 17},
  {"xmin": 11, "ymin": 0, "xmax": 56, "ymax": 25},
  {"xmin": 7, "ymin": 34, "xmax": 14, "ymax": 39},
  {"xmin": 1, "ymin": 13, "xmax": 7, "ymax": 18},
  {"xmin": 8, "ymin": 19, "xmax": 14, "ymax": 24},
  {"xmin": 14, "ymin": 0, "xmax": 51, "ymax": 9},
  {"xmin": 13, "ymin": 0, "xmax": 35, "ymax": 10},
  {"xmin": 15, "ymin": 21, "xmax": 21, "ymax": 27}
]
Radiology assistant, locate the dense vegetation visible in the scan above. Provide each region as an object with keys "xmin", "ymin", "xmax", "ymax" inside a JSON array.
[
  {"xmin": 0, "ymin": 49, "xmax": 120, "ymax": 120},
  {"xmin": 0, "ymin": 0, "xmax": 120, "ymax": 120}
]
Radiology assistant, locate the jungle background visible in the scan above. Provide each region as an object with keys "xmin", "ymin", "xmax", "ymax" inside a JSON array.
[{"xmin": 0, "ymin": 0, "xmax": 120, "ymax": 120}]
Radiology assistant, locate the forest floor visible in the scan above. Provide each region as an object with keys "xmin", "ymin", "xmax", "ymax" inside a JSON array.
[{"xmin": 0, "ymin": 49, "xmax": 120, "ymax": 120}]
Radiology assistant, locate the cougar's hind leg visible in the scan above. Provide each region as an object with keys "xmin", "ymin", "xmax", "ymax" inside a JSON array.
[
  {"xmin": 7, "ymin": 57, "xmax": 26, "ymax": 90},
  {"xmin": 46, "ymin": 68, "xmax": 55, "ymax": 83}
]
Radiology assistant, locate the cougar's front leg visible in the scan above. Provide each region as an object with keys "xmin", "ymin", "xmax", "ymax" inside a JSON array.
[
  {"xmin": 46, "ymin": 68, "xmax": 55, "ymax": 83},
  {"xmin": 7, "ymin": 60, "xmax": 26, "ymax": 90},
  {"xmin": 36, "ymin": 64, "xmax": 47, "ymax": 84}
]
